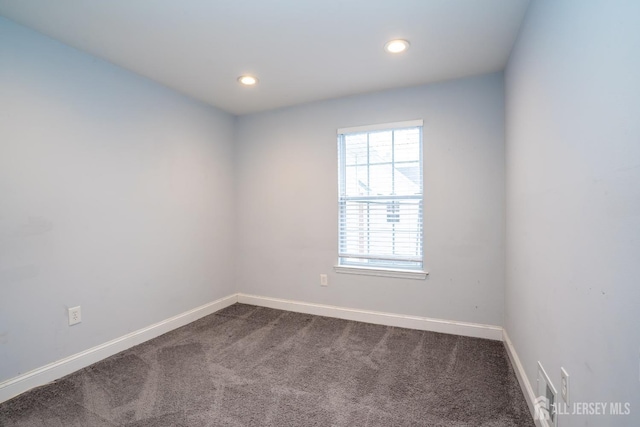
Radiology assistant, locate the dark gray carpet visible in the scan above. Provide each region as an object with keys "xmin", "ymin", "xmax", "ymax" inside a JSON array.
[{"xmin": 0, "ymin": 304, "xmax": 534, "ymax": 426}]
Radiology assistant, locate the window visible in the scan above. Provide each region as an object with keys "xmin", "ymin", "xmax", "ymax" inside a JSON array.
[{"xmin": 337, "ymin": 120, "xmax": 424, "ymax": 277}]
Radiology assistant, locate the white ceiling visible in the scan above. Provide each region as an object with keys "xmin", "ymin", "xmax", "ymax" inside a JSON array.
[{"xmin": 0, "ymin": 0, "xmax": 530, "ymax": 115}]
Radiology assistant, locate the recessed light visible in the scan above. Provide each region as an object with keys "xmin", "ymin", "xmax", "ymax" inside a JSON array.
[
  {"xmin": 384, "ymin": 39, "xmax": 410, "ymax": 54},
  {"xmin": 237, "ymin": 75, "xmax": 258, "ymax": 86}
]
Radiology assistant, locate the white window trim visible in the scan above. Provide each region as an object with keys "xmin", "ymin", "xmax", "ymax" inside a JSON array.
[
  {"xmin": 334, "ymin": 265, "xmax": 428, "ymax": 280},
  {"xmin": 337, "ymin": 119, "xmax": 423, "ymax": 135},
  {"xmin": 337, "ymin": 119, "xmax": 425, "ymax": 276}
]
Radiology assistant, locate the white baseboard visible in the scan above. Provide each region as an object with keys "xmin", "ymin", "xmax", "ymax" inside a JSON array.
[
  {"xmin": 0, "ymin": 293, "xmax": 238, "ymax": 404},
  {"xmin": 503, "ymin": 329, "xmax": 543, "ymax": 427},
  {"xmin": 237, "ymin": 293, "xmax": 503, "ymax": 341}
]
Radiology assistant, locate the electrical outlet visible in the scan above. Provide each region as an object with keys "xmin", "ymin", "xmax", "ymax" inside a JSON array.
[
  {"xmin": 561, "ymin": 367, "xmax": 570, "ymax": 404},
  {"xmin": 320, "ymin": 274, "xmax": 328, "ymax": 287},
  {"xmin": 68, "ymin": 306, "xmax": 81, "ymax": 326}
]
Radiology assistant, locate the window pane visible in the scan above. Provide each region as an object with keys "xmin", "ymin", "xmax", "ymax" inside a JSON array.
[
  {"xmin": 345, "ymin": 133, "xmax": 368, "ymax": 166},
  {"xmin": 369, "ymin": 164, "xmax": 392, "ymax": 195},
  {"xmin": 394, "ymin": 162, "xmax": 421, "ymax": 195},
  {"xmin": 369, "ymin": 131, "xmax": 392, "ymax": 164},
  {"xmin": 340, "ymin": 200, "xmax": 370, "ymax": 254},
  {"xmin": 345, "ymin": 165, "xmax": 369, "ymax": 196},
  {"xmin": 394, "ymin": 129, "xmax": 420, "ymax": 162}
]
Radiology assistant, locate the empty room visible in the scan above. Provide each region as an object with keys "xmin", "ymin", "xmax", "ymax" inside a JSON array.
[{"xmin": 0, "ymin": 1, "xmax": 638, "ymax": 426}]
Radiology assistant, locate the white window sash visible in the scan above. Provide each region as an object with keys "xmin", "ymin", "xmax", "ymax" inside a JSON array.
[{"xmin": 337, "ymin": 122, "xmax": 424, "ymax": 271}]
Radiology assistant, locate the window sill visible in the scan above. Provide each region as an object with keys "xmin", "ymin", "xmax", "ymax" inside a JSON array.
[{"xmin": 333, "ymin": 265, "xmax": 428, "ymax": 280}]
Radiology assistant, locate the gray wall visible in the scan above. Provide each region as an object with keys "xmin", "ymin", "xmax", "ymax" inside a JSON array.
[
  {"xmin": 0, "ymin": 17, "xmax": 236, "ymax": 382},
  {"xmin": 235, "ymin": 73, "xmax": 506, "ymax": 326},
  {"xmin": 505, "ymin": 1, "xmax": 640, "ymax": 424}
]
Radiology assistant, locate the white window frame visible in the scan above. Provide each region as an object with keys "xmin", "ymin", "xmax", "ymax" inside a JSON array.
[{"xmin": 334, "ymin": 120, "xmax": 427, "ymax": 280}]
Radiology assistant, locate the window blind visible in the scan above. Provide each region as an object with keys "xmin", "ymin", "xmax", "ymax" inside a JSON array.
[{"xmin": 337, "ymin": 120, "xmax": 423, "ymax": 270}]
